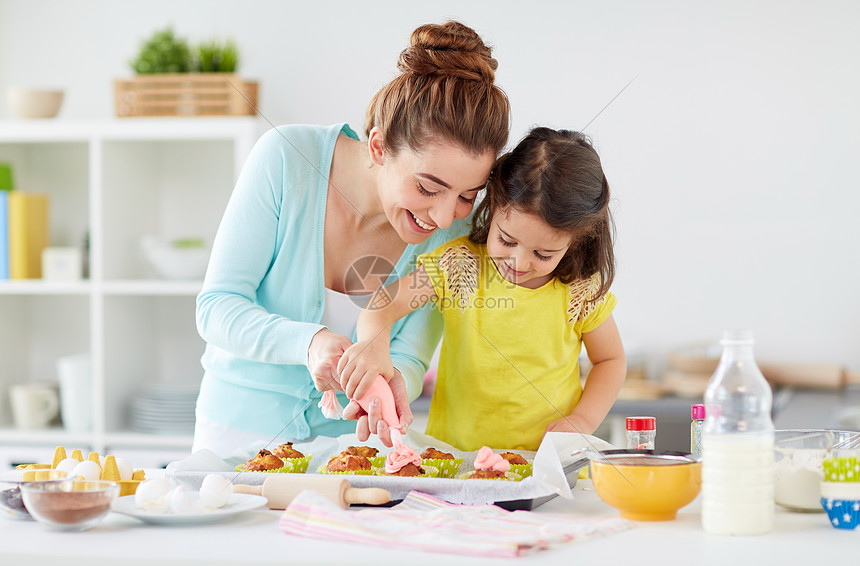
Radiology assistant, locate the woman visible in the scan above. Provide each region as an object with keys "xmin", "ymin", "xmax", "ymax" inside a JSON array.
[{"xmin": 193, "ymin": 21, "xmax": 510, "ymax": 456}]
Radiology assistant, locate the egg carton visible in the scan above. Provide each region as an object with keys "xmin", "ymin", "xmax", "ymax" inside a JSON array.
[{"xmin": 18, "ymin": 446, "xmax": 146, "ymax": 496}]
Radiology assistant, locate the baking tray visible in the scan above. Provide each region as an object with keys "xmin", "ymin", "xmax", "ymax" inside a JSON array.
[{"xmin": 357, "ymin": 459, "xmax": 589, "ymax": 511}]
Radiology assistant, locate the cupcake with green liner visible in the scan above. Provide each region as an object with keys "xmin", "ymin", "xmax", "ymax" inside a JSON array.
[
  {"xmin": 460, "ymin": 446, "xmax": 522, "ymax": 481},
  {"xmin": 236, "ymin": 449, "xmax": 291, "ymax": 473},
  {"xmin": 419, "ymin": 447, "xmax": 463, "ymax": 479},
  {"xmin": 319, "ymin": 453, "xmax": 375, "ymax": 475},
  {"xmin": 272, "ymin": 442, "xmax": 312, "ymax": 473},
  {"xmin": 383, "ymin": 439, "xmax": 429, "ymax": 477},
  {"xmin": 820, "ymin": 456, "xmax": 860, "ymax": 530},
  {"xmin": 500, "ymin": 452, "xmax": 533, "ymax": 479}
]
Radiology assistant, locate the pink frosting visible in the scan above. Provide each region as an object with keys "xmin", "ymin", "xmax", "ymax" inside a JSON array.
[
  {"xmin": 318, "ymin": 390, "xmax": 343, "ymax": 420},
  {"xmin": 473, "ymin": 446, "xmax": 511, "ymax": 472},
  {"xmin": 384, "ymin": 429, "xmax": 421, "ymax": 474}
]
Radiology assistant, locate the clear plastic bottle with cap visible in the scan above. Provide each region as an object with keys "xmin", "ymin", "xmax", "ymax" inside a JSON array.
[
  {"xmin": 626, "ymin": 416, "xmax": 656, "ymax": 450},
  {"xmin": 690, "ymin": 404, "xmax": 705, "ymax": 458},
  {"xmin": 701, "ymin": 329, "xmax": 774, "ymax": 536}
]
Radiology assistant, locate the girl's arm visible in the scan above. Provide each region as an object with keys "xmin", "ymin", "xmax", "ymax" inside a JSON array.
[
  {"xmin": 337, "ymin": 265, "xmax": 436, "ymax": 400},
  {"xmin": 546, "ymin": 314, "xmax": 627, "ymax": 435}
]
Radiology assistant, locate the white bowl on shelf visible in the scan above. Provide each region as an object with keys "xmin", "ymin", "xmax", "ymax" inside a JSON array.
[
  {"xmin": 7, "ymin": 87, "xmax": 64, "ymax": 119},
  {"xmin": 141, "ymin": 236, "xmax": 210, "ymax": 280}
]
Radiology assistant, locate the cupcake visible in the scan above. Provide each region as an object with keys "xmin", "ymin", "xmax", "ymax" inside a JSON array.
[
  {"xmin": 346, "ymin": 446, "xmax": 385, "ymax": 468},
  {"xmin": 325, "ymin": 454, "xmax": 372, "ymax": 473},
  {"xmin": 460, "ymin": 446, "xmax": 521, "ymax": 481},
  {"xmin": 385, "ymin": 442, "xmax": 435, "ymax": 477},
  {"xmin": 500, "ymin": 452, "xmax": 528, "ymax": 465},
  {"xmin": 270, "ymin": 442, "xmax": 312, "ymax": 473},
  {"xmin": 238, "ymin": 449, "xmax": 285, "ymax": 472},
  {"xmin": 420, "ymin": 447, "xmax": 463, "ymax": 479},
  {"xmin": 273, "ymin": 442, "xmax": 304, "ymax": 460},
  {"xmin": 500, "ymin": 451, "xmax": 533, "ymax": 478}
]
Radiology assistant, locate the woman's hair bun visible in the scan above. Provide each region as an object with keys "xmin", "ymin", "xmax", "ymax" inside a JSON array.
[{"xmin": 398, "ymin": 20, "xmax": 498, "ymax": 83}]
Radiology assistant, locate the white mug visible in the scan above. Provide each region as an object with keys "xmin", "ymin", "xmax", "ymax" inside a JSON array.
[
  {"xmin": 9, "ymin": 384, "xmax": 59, "ymax": 430},
  {"xmin": 56, "ymin": 353, "xmax": 92, "ymax": 432}
]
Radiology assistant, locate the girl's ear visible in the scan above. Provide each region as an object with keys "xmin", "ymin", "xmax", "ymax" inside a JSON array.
[{"xmin": 367, "ymin": 127, "xmax": 386, "ymax": 166}]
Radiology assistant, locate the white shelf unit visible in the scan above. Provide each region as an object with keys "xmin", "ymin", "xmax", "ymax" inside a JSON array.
[{"xmin": 0, "ymin": 118, "xmax": 262, "ymax": 458}]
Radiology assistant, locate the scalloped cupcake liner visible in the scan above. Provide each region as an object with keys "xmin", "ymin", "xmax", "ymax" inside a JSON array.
[
  {"xmin": 822, "ymin": 456, "xmax": 860, "ymax": 483},
  {"xmin": 421, "ymin": 458, "xmax": 463, "ymax": 479},
  {"xmin": 315, "ymin": 464, "xmax": 377, "ymax": 476},
  {"xmin": 821, "ymin": 497, "xmax": 860, "ymax": 530},
  {"xmin": 508, "ymin": 461, "xmax": 533, "ymax": 479},
  {"xmin": 235, "ymin": 454, "xmax": 312, "ymax": 474}
]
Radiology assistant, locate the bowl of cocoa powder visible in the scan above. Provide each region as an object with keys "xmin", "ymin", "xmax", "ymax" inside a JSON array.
[
  {"xmin": 1, "ymin": 469, "xmax": 76, "ymax": 520},
  {"xmin": 21, "ymin": 479, "xmax": 119, "ymax": 531}
]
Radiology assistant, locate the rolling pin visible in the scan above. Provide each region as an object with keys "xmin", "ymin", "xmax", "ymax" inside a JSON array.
[{"xmin": 232, "ymin": 475, "xmax": 390, "ymax": 510}]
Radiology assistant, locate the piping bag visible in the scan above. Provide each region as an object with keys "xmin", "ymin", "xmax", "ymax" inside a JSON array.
[{"xmin": 320, "ymin": 374, "xmax": 401, "ymax": 432}]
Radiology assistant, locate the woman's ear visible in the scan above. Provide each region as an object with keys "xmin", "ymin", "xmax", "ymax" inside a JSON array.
[{"xmin": 367, "ymin": 127, "xmax": 386, "ymax": 166}]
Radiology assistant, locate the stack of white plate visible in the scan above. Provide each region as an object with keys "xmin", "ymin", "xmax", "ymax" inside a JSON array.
[{"xmin": 129, "ymin": 384, "xmax": 199, "ymax": 434}]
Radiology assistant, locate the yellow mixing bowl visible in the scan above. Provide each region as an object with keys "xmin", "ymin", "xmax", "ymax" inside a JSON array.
[{"xmin": 590, "ymin": 451, "xmax": 702, "ymax": 521}]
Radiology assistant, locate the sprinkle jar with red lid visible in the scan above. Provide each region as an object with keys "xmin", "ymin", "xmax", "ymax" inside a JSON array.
[{"xmin": 625, "ymin": 416, "xmax": 656, "ymax": 450}]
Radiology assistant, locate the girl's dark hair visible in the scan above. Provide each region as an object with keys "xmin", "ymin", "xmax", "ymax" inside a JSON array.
[
  {"xmin": 365, "ymin": 21, "xmax": 510, "ymax": 157},
  {"xmin": 470, "ymin": 127, "xmax": 615, "ymax": 298}
]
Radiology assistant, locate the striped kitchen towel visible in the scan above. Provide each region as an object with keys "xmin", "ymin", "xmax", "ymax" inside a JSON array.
[{"xmin": 279, "ymin": 490, "xmax": 633, "ymax": 558}]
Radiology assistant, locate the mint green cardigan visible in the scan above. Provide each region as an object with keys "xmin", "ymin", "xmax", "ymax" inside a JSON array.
[{"xmin": 196, "ymin": 123, "xmax": 469, "ymax": 439}]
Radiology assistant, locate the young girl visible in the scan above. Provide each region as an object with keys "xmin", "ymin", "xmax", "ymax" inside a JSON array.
[{"xmin": 337, "ymin": 127, "xmax": 626, "ymax": 451}]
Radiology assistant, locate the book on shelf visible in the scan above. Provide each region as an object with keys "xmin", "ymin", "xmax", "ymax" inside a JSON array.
[
  {"xmin": 7, "ymin": 192, "xmax": 50, "ymax": 279},
  {"xmin": 0, "ymin": 190, "xmax": 8, "ymax": 279}
]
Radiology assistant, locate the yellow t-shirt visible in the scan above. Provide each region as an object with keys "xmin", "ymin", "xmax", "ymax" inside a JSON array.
[{"xmin": 418, "ymin": 236, "xmax": 616, "ymax": 451}]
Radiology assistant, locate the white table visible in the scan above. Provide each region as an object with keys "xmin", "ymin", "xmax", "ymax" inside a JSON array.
[{"xmin": 2, "ymin": 480, "xmax": 855, "ymax": 566}]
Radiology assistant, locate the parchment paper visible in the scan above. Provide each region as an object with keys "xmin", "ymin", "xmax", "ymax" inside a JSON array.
[{"xmin": 166, "ymin": 431, "xmax": 616, "ymax": 505}]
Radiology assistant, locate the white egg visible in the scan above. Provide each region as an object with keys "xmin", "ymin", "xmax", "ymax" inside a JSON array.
[
  {"xmin": 169, "ymin": 486, "xmax": 202, "ymax": 514},
  {"xmin": 134, "ymin": 478, "xmax": 173, "ymax": 510},
  {"xmin": 73, "ymin": 460, "xmax": 102, "ymax": 481},
  {"xmin": 114, "ymin": 457, "xmax": 134, "ymax": 481},
  {"xmin": 198, "ymin": 474, "xmax": 232, "ymax": 509},
  {"xmin": 55, "ymin": 458, "xmax": 79, "ymax": 474}
]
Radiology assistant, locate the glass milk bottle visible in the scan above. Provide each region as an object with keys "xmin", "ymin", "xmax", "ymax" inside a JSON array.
[{"xmin": 701, "ymin": 330, "xmax": 774, "ymax": 536}]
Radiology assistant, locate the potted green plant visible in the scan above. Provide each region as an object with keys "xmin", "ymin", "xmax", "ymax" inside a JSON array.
[
  {"xmin": 115, "ymin": 27, "xmax": 257, "ymax": 117},
  {"xmin": 130, "ymin": 27, "xmax": 192, "ymax": 74},
  {"xmin": 195, "ymin": 40, "xmax": 239, "ymax": 73}
]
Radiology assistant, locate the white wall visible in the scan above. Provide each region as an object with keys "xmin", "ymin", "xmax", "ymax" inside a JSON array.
[{"xmin": 2, "ymin": 0, "xmax": 859, "ymax": 374}]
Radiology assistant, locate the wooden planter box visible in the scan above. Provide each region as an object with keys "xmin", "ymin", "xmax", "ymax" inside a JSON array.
[{"xmin": 114, "ymin": 73, "xmax": 258, "ymax": 117}]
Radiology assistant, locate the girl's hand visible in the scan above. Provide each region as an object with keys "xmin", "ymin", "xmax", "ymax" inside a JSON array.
[
  {"xmin": 307, "ymin": 329, "xmax": 352, "ymax": 393},
  {"xmin": 336, "ymin": 339, "xmax": 394, "ymax": 400},
  {"xmin": 342, "ymin": 370, "xmax": 413, "ymax": 447},
  {"xmin": 545, "ymin": 413, "xmax": 595, "ymax": 435}
]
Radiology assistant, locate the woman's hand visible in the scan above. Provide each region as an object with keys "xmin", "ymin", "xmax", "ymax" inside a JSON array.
[
  {"xmin": 307, "ymin": 329, "xmax": 352, "ymax": 393},
  {"xmin": 342, "ymin": 370, "xmax": 413, "ymax": 447},
  {"xmin": 336, "ymin": 337, "xmax": 394, "ymax": 399}
]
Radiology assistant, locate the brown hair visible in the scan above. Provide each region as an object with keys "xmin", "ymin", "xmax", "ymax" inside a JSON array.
[
  {"xmin": 365, "ymin": 21, "xmax": 510, "ymax": 158},
  {"xmin": 470, "ymin": 127, "xmax": 615, "ymax": 298}
]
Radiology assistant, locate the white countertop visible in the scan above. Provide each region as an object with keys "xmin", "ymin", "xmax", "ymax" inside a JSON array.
[{"xmin": 2, "ymin": 480, "xmax": 855, "ymax": 566}]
